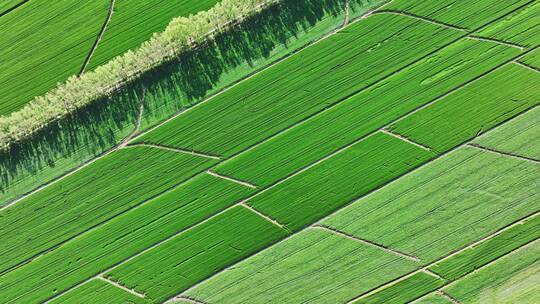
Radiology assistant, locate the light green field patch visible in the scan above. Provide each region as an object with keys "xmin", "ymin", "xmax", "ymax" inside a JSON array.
[
  {"xmin": 322, "ymin": 147, "xmax": 540, "ymax": 263},
  {"xmin": 444, "ymin": 240, "xmax": 540, "ymax": 304},
  {"xmin": 248, "ymin": 132, "xmax": 435, "ymax": 231},
  {"xmin": 215, "ymin": 38, "xmax": 520, "ymax": 186},
  {"xmin": 0, "ymin": 146, "xmax": 216, "ymax": 275},
  {"xmin": 106, "ymin": 206, "xmax": 288, "ymax": 303},
  {"xmin": 475, "ymin": 1, "xmax": 540, "ymax": 47},
  {"xmin": 384, "ymin": 0, "xmax": 532, "ymax": 30},
  {"xmin": 0, "ymin": 0, "xmax": 110, "ymax": 115},
  {"xmin": 186, "ymin": 228, "xmax": 419, "ymax": 304},
  {"xmin": 473, "ymin": 106, "xmax": 540, "ymax": 160},
  {"xmin": 0, "ymin": 173, "xmax": 252, "ymax": 304},
  {"xmin": 354, "ymin": 272, "xmax": 446, "ymax": 304},
  {"xmin": 49, "ymin": 279, "xmax": 148, "ymax": 304},
  {"xmin": 389, "ymin": 63, "xmax": 540, "ymax": 153},
  {"xmin": 134, "ymin": 13, "xmax": 463, "ymax": 157},
  {"xmin": 430, "ymin": 214, "xmax": 540, "ymax": 281}
]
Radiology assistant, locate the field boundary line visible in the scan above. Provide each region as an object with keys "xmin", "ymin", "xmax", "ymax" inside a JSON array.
[
  {"xmin": 423, "ymin": 269, "xmax": 444, "ymax": 280},
  {"xmin": 207, "ymin": 170, "xmax": 257, "ymax": 188},
  {"xmin": 176, "ymin": 106, "xmax": 540, "ymax": 301},
  {"xmin": 0, "ymin": 0, "xmax": 29, "ymax": 18},
  {"xmin": 314, "ymin": 225, "xmax": 421, "ymax": 262},
  {"xmin": 381, "ymin": 129, "xmax": 433, "ymax": 151},
  {"xmin": 437, "ymin": 290, "xmax": 461, "ymax": 304},
  {"xmin": 241, "ymin": 203, "xmax": 288, "ymax": 230},
  {"xmin": 467, "ymin": 143, "xmax": 540, "ymax": 164},
  {"xmin": 119, "ymin": 90, "xmax": 145, "ymax": 148},
  {"xmin": 466, "ymin": 35, "xmax": 526, "ymax": 50},
  {"xmin": 346, "ymin": 211, "xmax": 540, "ymax": 303},
  {"xmin": 98, "ymin": 275, "xmax": 146, "ymax": 298},
  {"xmin": 514, "ymin": 59, "xmax": 540, "ymax": 73},
  {"xmin": 167, "ymin": 296, "xmax": 209, "ymax": 304},
  {"xmin": 343, "ymin": 0, "xmax": 350, "ymax": 25},
  {"xmin": 372, "ymin": 9, "xmax": 468, "ymax": 32},
  {"xmin": 126, "ymin": 143, "xmax": 221, "ymax": 160},
  {"xmin": 79, "ymin": 0, "xmax": 116, "ymax": 75}
]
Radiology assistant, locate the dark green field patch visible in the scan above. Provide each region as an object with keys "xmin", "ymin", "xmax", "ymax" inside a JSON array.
[
  {"xmin": 0, "ymin": 173, "xmax": 251, "ymax": 303},
  {"xmin": 215, "ymin": 38, "xmax": 520, "ymax": 186},
  {"xmin": 134, "ymin": 13, "xmax": 463, "ymax": 157},
  {"xmin": 248, "ymin": 132, "xmax": 435, "ymax": 231},
  {"xmin": 106, "ymin": 206, "xmax": 288, "ymax": 302},
  {"xmin": 354, "ymin": 272, "xmax": 446, "ymax": 304},
  {"xmin": 389, "ymin": 63, "xmax": 540, "ymax": 153},
  {"xmin": 0, "ymin": 146, "xmax": 216, "ymax": 275}
]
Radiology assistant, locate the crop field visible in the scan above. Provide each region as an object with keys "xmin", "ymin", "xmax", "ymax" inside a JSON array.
[
  {"xmin": 0, "ymin": 0, "xmax": 218, "ymax": 115},
  {"xmin": 0, "ymin": 0, "xmax": 539, "ymax": 303}
]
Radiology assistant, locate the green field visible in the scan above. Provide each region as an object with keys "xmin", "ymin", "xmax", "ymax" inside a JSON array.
[{"xmin": 0, "ymin": 0, "xmax": 539, "ymax": 303}]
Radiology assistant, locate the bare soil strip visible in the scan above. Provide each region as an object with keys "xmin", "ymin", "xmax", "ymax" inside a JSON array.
[
  {"xmin": 119, "ymin": 91, "xmax": 145, "ymax": 148},
  {"xmin": 466, "ymin": 35, "xmax": 526, "ymax": 50},
  {"xmin": 207, "ymin": 171, "xmax": 257, "ymax": 188},
  {"xmin": 467, "ymin": 143, "xmax": 540, "ymax": 164},
  {"xmin": 346, "ymin": 212, "xmax": 540, "ymax": 303},
  {"xmin": 241, "ymin": 202, "xmax": 288, "ymax": 230},
  {"xmin": 437, "ymin": 290, "xmax": 462, "ymax": 304},
  {"xmin": 514, "ymin": 59, "xmax": 540, "ymax": 73},
  {"xmin": 98, "ymin": 275, "xmax": 146, "ymax": 298},
  {"xmin": 168, "ymin": 296, "xmax": 209, "ymax": 304},
  {"xmin": 314, "ymin": 225, "xmax": 421, "ymax": 262},
  {"xmin": 343, "ymin": 0, "xmax": 350, "ymax": 26},
  {"xmin": 381, "ymin": 129, "xmax": 433, "ymax": 151},
  {"xmin": 79, "ymin": 0, "xmax": 116, "ymax": 75},
  {"xmin": 127, "ymin": 143, "xmax": 221, "ymax": 160}
]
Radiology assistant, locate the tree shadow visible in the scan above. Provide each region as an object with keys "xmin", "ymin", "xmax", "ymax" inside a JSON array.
[{"xmin": 0, "ymin": 0, "xmax": 349, "ymax": 200}]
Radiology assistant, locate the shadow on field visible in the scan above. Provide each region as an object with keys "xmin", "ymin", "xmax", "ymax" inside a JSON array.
[{"xmin": 0, "ymin": 0, "xmax": 348, "ymax": 199}]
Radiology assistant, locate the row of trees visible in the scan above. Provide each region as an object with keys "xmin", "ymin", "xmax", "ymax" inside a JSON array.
[{"xmin": 0, "ymin": 0, "xmax": 279, "ymax": 150}]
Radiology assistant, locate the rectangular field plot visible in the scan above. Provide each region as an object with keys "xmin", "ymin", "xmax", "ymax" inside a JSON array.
[
  {"xmin": 443, "ymin": 240, "xmax": 540, "ymax": 304},
  {"xmin": 105, "ymin": 206, "xmax": 288, "ymax": 303},
  {"xmin": 0, "ymin": 173, "xmax": 252, "ymax": 304},
  {"xmin": 473, "ymin": 105, "xmax": 540, "ymax": 161},
  {"xmin": 520, "ymin": 47, "xmax": 540, "ymax": 68},
  {"xmin": 0, "ymin": 0, "xmax": 110, "ymax": 115},
  {"xmin": 0, "ymin": 146, "xmax": 216, "ymax": 275},
  {"xmin": 384, "ymin": 0, "xmax": 532, "ymax": 30},
  {"xmin": 49, "ymin": 279, "xmax": 148, "ymax": 304},
  {"xmin": 475, "ymin": 1, "xmax": 540, "ymax": 48},
  {"xmin": 248, "ymin": 132, "xmax": 434, "ymax": 231},
  {"xmin": 134, "ymin": 13, "xmax": 463, "ymax": 157},
  {"xmin": 430, "ymin": 214, "xmax": 540, "ymax": 281},
  {"xmin": 215, "ymin": 39, "xmax": 520, "ymax": 186},
  {"xmin": 353, "ymin": 272, "xmax": 445, "ymax": 304},
  {"xmin": 185, "ymin": 228, "xmax": 419, "ymax": 304},
  {"xmin": 388, "ymin": 63, "xmax": 540, "ymax": 153},
  {"xmin": 322, "ymin": 146, "xmax": 540, "ymax": 263},
  {"xmin": 86, "ymin": 0, "xmax": 219, "ymax": 70}
]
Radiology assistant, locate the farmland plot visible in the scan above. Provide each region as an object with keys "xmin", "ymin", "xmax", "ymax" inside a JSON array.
[
  {"xmin": 185, "ymin": 228, "xmax": 419, "ymax": 304},
  {"xmin": 0, "ymin": 146, "xmax": 216, "ymax": 274},
  {"xmin": 134, "ymin": 13, "xmax": 464, "ymax": 156},
  {"xmin": 0, "ymin": 174, "xmax": 252, "ymax": 303}
]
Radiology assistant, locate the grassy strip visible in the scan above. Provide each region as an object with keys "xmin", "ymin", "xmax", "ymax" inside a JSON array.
[
  {"xmin": 389, "ymin": 63, "xmax": 540, "ymax": 153},
  {"xmin": 473, "ymin": 106, "xmax": 540, "ymax": 160},
  {"xmin": 135, "ymin": 13, "xmax": 463, "ymax": 157},
  {"xmin": 86, "ymin": 0, "xmax": 220, "ymax": 71},
  {"xmin": 429, "ymin": 214, "xmax": 540, "ymax": 281},
  {"xmin": 322, "ymin": 147, "xmax": 540, "ymax": 263},
  {"xmin": 475, "ymin": 1, "xmax": 540, "ymax": 48},
  {"xmin": 106, "ymin": 206, "xmax": 288, "ymax": 303},
  {"xmin": 0, "ymin": 174, "xmax": 252, "ymax": 303},
  {"xmin": 215, "ymin": 38, "xmax": 520, "ymax": 186},
  {"xmin": 186, "ymin": 228, "xmax": 419, "ymax": 303},
  {"xmin": 520, "ymin": 47, "xmax": 540, "ymax": 68},
  {"xmin": 443, "ymin": 240, "xmax": 540, "ymax": 303},
  {"xmin": 353, "ymin": 272, "xmax": 446, "ymax": 304},
  {"xmin": 384, "ymin": 0, "xmax": 532, "ymax": 30},
  {"xmin": 49, "ymin": 279, "xmax": 148, "ymax": 304},
  {"xmin": 249, "ymin": 132, "xmax": 435, "ymax": 231},
  {"xmin": 0, "ymin": 0, "xmax": 110, "ymax": 115},
  {"xmin": 0, "ymin": 0, "xmax": 362, "ymax": 205},
  {"xmin": 0, "ymin": 146, "xmax": 216, "ymax": 275}
]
